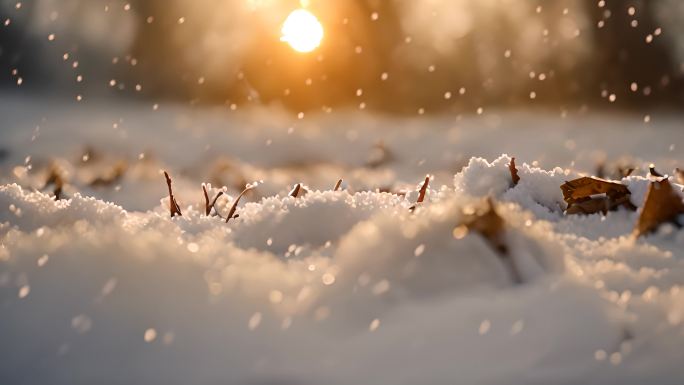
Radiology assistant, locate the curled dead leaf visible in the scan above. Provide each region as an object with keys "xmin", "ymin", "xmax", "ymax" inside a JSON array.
[
  {"xmin": 561, "ymin": 176, "xmax": 635, "ymax": 215},
  {"xmin": 634, "ymin": 178, "xmax": 684, "ymax": 237},
  {"xmin": 459, "ymin": 198, "xmax": 522, "ymax": 283}
]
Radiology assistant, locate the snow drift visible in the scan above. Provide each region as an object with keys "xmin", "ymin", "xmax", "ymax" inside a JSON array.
[{"xmin": 2, "ymin": 154, "xmax": 684, "ymax": 385}]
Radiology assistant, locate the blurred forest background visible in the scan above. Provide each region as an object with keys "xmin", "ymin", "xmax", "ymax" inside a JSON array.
[{"xmin": 1, "ymin": 0, "xmax": 684, "ymax": 113}]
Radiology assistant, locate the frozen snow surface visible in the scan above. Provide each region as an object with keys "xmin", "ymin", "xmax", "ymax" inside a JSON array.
[{"xmin": 2, "ymin": 96, "xmax": 684, "ymax": 385}]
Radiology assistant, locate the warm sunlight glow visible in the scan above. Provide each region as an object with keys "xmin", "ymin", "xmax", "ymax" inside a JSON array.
[{"xmin": 280, "ymin": 9, "xmax": 324, "ymax": 53}]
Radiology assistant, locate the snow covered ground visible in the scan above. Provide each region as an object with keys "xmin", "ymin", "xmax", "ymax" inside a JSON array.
[{"xmin": 2, "ymin": 94, "xmax": 684, "ymax": 384}]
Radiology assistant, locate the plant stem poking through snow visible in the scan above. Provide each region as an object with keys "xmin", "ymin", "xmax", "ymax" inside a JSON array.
[
  {"xmin": 508, "ymin": 157, "xmax": 520, "ymax": 186},
  {"xmin": 89, "ymin": 161, "xmax": 127, "ymax": 187},
  {"xmin": 163, "ymin": 171, "xmax": 182, "ymax": 217},
  {"xmin": 202, "ymin": 184, "xmax": 224, "ymax": 216},
  {"xmin": 634, "ymin": 178, "xmax": 684, "ymax": 237},
  {"xmin": 289, "ymin": 183, "xmax": 304, "ymax": 198},
  {"xmin": 409, "ymin": 176, "xmax": 430, "ymax": 212},
  {"xmin": 225, "ymin": 185, "xmax": 255, "ymax": 222},
  {"xmin": 44, "ymin": 164, "xmax": 65, "ymax": 201},
  {"xmin": 333, "ymin": 179, "xmax": 343, "ymax": 191},
  {"xmin": 649, "ymin": 164, "xmax": 664, "ymax": 178},
  {"xmin": 460, "ymin": 197, "xmax": 522, "ymax": 284}
]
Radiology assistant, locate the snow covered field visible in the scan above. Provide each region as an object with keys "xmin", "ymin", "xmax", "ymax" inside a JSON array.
[{"xmin": 2, "ymin": 95, "xmax": 684, "ymax": 384}]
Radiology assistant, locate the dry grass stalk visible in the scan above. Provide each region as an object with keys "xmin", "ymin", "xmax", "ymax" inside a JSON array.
[
  {"xmin": 44, "ymin": 165, "xmax": 65, "ymax": 201},
  {"xmin": 619, "ymin": 167, "xmax": 635, "ymax": 178},
  {"xmin": 409, "ymin": 176, "xmax": 430, "ymax": 212},
  {"xmin": 289, "ymin": 183, "xmax": 303, "ymax": 198},
  {"xmin": 202, "ymin": 184, "xmax": 224, "ymax": 216},
  {"xmin": 163, "ymin": 171, "xmax": 182, "ymax": 217},
  {"xmin": 90, "ymin": 161, "xmax": 127, "ymax": 187},
  {"xmin": 649, "ymin": 164, "xmax": 664, "ymax": 177},
  {"xmin": 634, "ymin": 178, "xmax": 684, "ymax": 237},
  {"xmin": 508, "ymin": 157, "xmax": 520, "ymax": 186},
  {"xmin": 225, "ymin": 185, "xmax": 255, "ymax": 222}
]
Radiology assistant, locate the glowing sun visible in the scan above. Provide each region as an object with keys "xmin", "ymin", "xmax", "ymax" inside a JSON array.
[{"xmin": 281, "ymin": 9, "xmax": 324, "ymax": 53}]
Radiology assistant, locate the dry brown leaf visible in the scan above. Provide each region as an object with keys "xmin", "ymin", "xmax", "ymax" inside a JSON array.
[
  {"xmin": 634, "ymin": 178, "xmax": 684, "ymax": 237},
  {"xmin": 561, "ymin": 176, "xmax": 635, "ymax": 215},
  {"xmin": 163, "ymin": 171, "xmax": 182, "ymax": 217},
  {"xmin": 459, "ymin": 198, "xmax": 522, "ymax": 283},
  {"xmin": 509, "ymin": 157, "xmax": 520, "ymax": 186}
]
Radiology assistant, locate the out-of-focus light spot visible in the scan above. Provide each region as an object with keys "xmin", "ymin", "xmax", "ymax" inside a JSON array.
[
  {"xmin": 281, "ymin": 9, "xmax": 323, "ymax": 53},
  {"xmin": 369, "ymin": 318, "xmax": 380, "ymax": 331},
  {"xmin": 18, "ymin": 285, "xmax": 30, "ymax": 298},
  {"xmin": 372, "ymin": 279, "xmax": 390, "ymax": 295},
  {"xmin": 37, "ymin": 254, "xmax": 49, "ymax": 267},
  {"xmin": 322, "ymin": 273, "xmax": 336, "ymax": 285},
  {"xmin": 479, "ymin": 319, "xmax": 491, "ymax": 335},
  {"xmin": 269, "ymin": 290, "xmax": 283, "ymax": 303},
  {"xmin": 594, "ymin": 349, "xmax": 607, "ymax": 361},
  {"xmin": 453, "ymin": 225, "xmax": 468, "ymax": 239},
  {"xmin": 144, "ymin": 328, "xmax": 157, "ymax": 342}
]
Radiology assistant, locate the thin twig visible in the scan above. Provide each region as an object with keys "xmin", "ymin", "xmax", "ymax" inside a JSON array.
[{"xmin": 333, "ymin": 179, "xmax": 343, "ymax": 191}]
